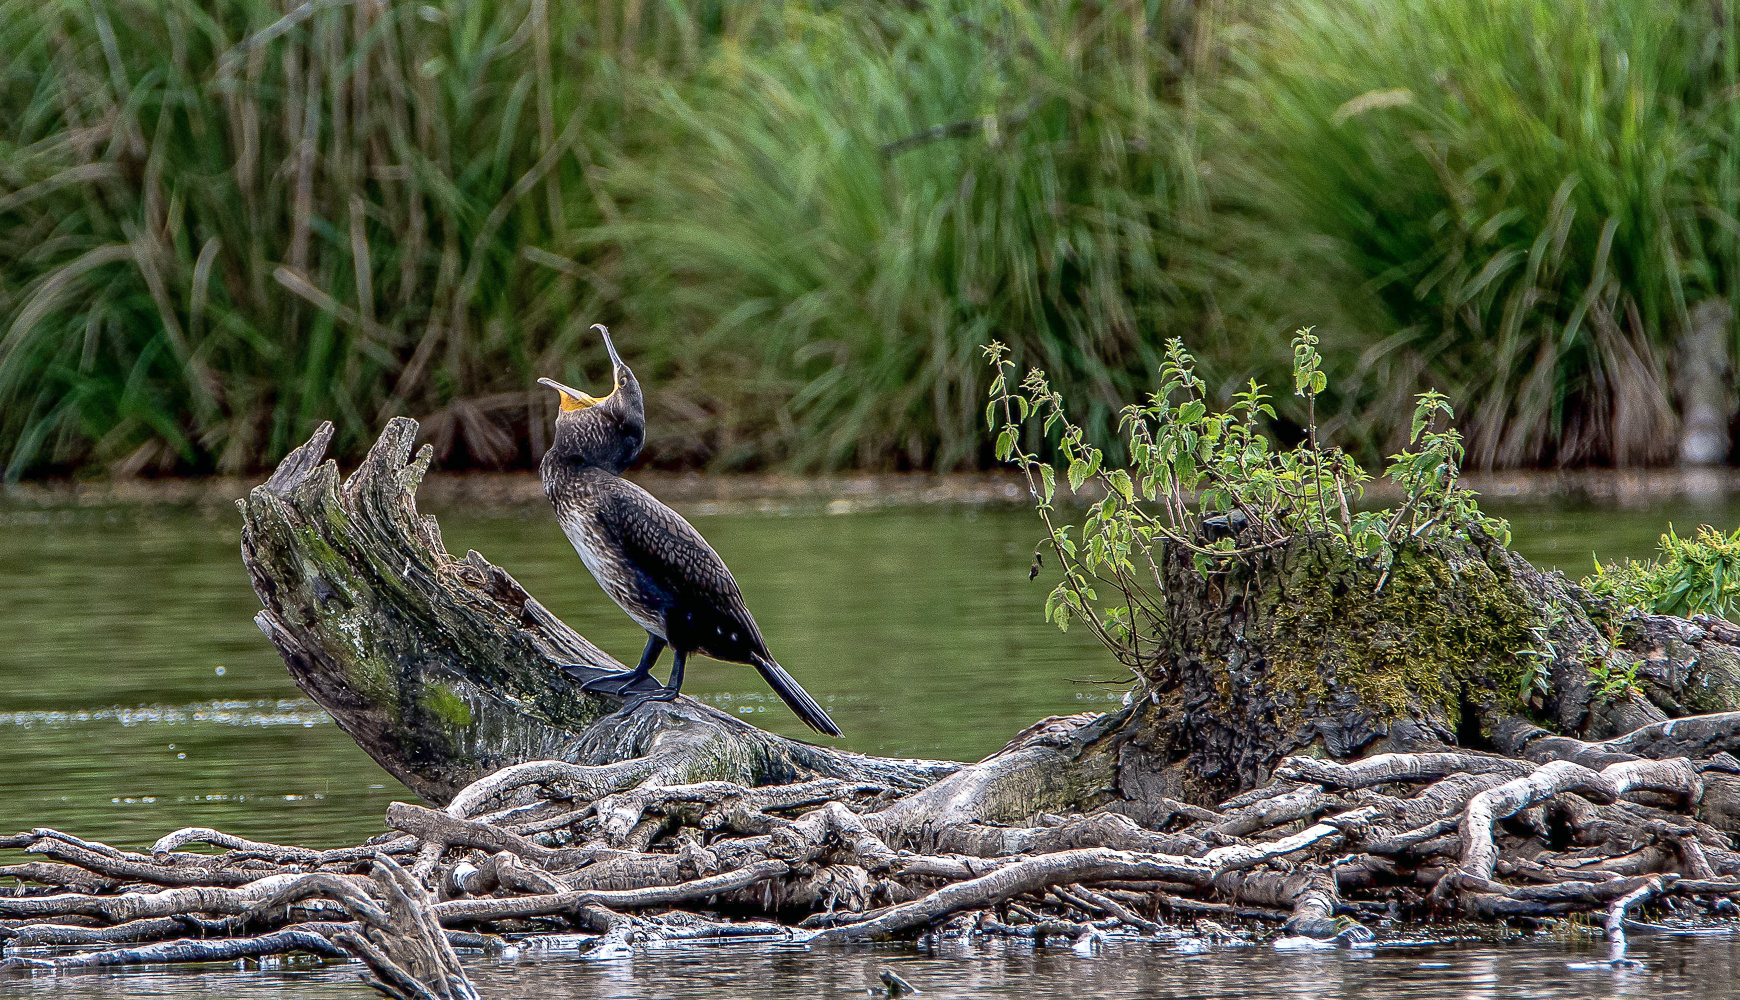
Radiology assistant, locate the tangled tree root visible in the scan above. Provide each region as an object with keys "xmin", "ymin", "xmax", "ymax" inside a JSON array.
[{"xmin": 7, "ymin": 731, "xmax": 1740, "ymax": 989}]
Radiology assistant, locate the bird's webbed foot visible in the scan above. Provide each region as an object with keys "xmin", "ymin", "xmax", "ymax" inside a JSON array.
[
  {"xmin": 619, "ymin": 683, "xmax": 682, "ymax": 714},
  {"xmin": 621, "ymin": 649, "xmax": 685, "ymax": 711},
  {"xmin": 581, "ymin": 635, "xmax": 667, "ymax": 697},
  {"xmin": 578, "ymin": 667, "xmax": 652, "ymax": 696}
]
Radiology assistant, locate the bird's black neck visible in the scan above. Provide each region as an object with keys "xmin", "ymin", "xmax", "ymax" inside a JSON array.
[
  {"xmin": 540, "ymin": 447, "xmax": 626, "ymax": 484},
  {"xmin": 545, "ymin": 403, "xmax": 643, "ymax": 475}
]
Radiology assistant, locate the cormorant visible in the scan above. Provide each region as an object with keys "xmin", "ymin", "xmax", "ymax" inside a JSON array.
[{"xmin": 537, "ymin": 325, "xmax": 842, "ymax": 737}]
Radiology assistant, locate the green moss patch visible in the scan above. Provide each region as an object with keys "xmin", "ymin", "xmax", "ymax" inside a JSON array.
[{"xmin": 1249, "ymin": 535, "xmax": 1540, "ymax": 730}]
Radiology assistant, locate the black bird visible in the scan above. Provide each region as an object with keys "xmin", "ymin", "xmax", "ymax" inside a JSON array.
[{"xmin": 537, "ymin": 325, "xmax": 842, "ymax": 737}]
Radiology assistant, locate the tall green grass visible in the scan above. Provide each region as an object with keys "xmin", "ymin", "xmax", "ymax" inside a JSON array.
[
  {"xmin": 602, "ymin": 3, "xmax": 1230, "ymax": 470},
  {"xmin": 1233, "ymin": 0, "xmax": 1740, "ymax": 467},
  {"xmin": 3, "ymin": 0, "xmax": 1737, "ymax": 478},
  {"xmin": 0, "ymin": 0, "xmax": 762, "ymax": 478},
  {"xmin": 0, "ymin": 0, "xmax": 1237, "ymax": 478}
]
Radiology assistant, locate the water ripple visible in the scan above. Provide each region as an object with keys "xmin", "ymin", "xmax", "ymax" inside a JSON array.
[{"xmin": 0, "ymin": 699, "xmax": 333, "ymax": 729}]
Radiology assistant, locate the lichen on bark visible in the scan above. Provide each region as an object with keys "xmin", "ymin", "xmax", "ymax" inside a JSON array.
[{"xmin": 1114, "ymin": 525, "xmax": 1641, "ymax": 804}]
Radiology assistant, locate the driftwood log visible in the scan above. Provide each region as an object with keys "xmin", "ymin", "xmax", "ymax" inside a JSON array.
[{"xmin": 12, "ymin": 418, "xmax": 1740, "ymax": 989}]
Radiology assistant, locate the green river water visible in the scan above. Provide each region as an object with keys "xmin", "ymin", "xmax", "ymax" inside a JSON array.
[{"xmin": 3, "ymin": 484, "xmax": 1740, "ymax": 997}]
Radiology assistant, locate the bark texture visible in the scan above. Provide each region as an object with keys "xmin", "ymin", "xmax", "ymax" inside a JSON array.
[{"xmin": 1094, "ymin": 521, "xmax": 1740, "ymax": 809}]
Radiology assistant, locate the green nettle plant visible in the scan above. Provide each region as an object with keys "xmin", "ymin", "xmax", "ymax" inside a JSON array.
[
  {"xmin": 1586, "ymin": 525, "xmax": 1740, "ymax": 622},
  {"xmin": 984, "ymin": 330, "xmax": 1510, "ymax": 671}
]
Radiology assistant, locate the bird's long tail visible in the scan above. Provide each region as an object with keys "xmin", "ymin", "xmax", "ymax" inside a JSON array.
[{"xmin": 750, "ymin": 653, "xmax": 841, "ymax": 737}]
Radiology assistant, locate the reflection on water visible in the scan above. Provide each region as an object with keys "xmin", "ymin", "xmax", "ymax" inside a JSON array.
[
  {"xmin": 0, "ymin": 495, "xmax": 1123, "ymax": 847},
  {"xmin": 1486, "ymin": 493, "xmax": 1740, "ymax": 578},
  {"xmin": 3, "ymin": 484, "xmax": 1740, "ymax": 995},
  {"xmin": 8, "ymin": 933, "xmax": 1740, "ymax": 999}
]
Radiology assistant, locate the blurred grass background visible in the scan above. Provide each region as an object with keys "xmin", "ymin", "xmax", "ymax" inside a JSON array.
[{"xmin": 0, "ymin": 0, "xmax": 1736, "ymax": 480}]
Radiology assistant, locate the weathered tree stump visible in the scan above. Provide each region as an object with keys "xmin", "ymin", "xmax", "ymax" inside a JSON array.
[
  {"xmin": 1102, "ymin": 526, "xmax": 1740, "ymax": 807},
  {"xmin": 237, "ymin": 418, "xmax": 1740, "ymax": 860},
  {"xmin": 240, "ymin": 418, "xmax": 956, "ymax": 805}
]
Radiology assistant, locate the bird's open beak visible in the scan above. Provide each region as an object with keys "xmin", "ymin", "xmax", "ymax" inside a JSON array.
[
  {"xmin": 538, "ymin": 378, "xmax": 606, "ymax": 412},
  {"xmin": 538, "ymin": 325, "xmax": 625, "ymax": 412}
]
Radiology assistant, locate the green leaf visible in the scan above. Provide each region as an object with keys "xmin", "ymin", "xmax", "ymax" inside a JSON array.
[
  {"xmin": 995, "ymin": 429, "xmax": 1015, "ymax": 461},
  {"xmin": 1110, "ymin": 469, "xmax": 1134, "ymax": 502},
  {"xmin": 1040, "ymin": 464, "xmax": 1056, "ymax": 502},
  {"xmin": 1069, "ymin": 459, "xmax": 1088, "ymax": 491},
  {"xmin": 1175, "ymin": 450, "xmax": 1196, "ymax": 488}
]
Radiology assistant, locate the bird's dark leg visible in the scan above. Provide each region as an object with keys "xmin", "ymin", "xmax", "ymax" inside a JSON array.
[
  {"xmin": 580, "ymin": 634, "xmax": 666, "ymax": 696},
  {"xmin": 645, "ymin": 649, "xmax": 686, "ymax": 703}
]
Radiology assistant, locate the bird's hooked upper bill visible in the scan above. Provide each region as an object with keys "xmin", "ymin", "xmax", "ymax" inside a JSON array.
[{"xmin": 538, "ymin": 323, "xmax": 629, "ymax": 412}]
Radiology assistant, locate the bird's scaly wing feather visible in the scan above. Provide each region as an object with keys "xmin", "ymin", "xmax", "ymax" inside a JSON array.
[{"xmin": 596, "ymin": 482, "xmax": 760, "ymax": 639}]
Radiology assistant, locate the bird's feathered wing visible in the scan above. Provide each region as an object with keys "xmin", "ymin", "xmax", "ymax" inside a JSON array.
[
  {"xmin": 595, "ymin": 484, "xmax": 749, "ymax": 626},
  {"xmin": 596, "ymin": 483, "xmax": 841, "ymax": 736}
]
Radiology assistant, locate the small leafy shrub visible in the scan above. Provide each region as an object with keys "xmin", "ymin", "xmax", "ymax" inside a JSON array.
[
  {"xmin": 1585, "ymin": 525, "xmax": 1740, "ymax": 622},
  {"xmin": 985, "ymin": 330, "xmax": 1509, "ymax": 669},
  {"xmin": 1588, "ymin": 655, "xmax": 1644, "ymax": 701}
]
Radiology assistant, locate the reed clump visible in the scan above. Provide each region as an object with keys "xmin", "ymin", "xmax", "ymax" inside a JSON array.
[
  {"xmin": 2, "ymin": 0, "xmax": 1737, "ymax": 478},
  {"xmin": 0, "ymin": 0, "xmax": 1231, "ymax": 478},
  {"xmin": 1230, "ymin": 0, "xmax": 1740, "ymax": 466},
  {"xmin": 0, "ymin": 0, "xmax": 734, "ymax": 478}
]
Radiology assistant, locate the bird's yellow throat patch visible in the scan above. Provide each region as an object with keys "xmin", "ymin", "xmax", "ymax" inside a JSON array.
[
  {"xmin": 558, "ymin": 390, "xmax": 608, "ymax": 412},
  {"xmin": 538, "ymin": 377, "xmax": 610, "ymax": 412}
]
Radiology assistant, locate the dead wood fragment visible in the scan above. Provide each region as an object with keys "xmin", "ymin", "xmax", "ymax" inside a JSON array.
[
  {"xmin": 16, "ymin": 737, "xmax": 1740, "ymax": 973},
  {"xmin": 387, "ymin": 802, "xmax": 592, "ymax": 871},
  {"xmin": 339, "ymin": 855, "xmax": 479, "ymax": 1000},
  {"xmin": 811, "ymin": 848, "xmax": 1212, "ymax": 942},
  {"xmin": 0, "ymin": 928, "xmax": 348, "ymax": 970},
  {"xmin": 1446, "ymin": 757, "xmax": 1703, "ymax": 896},
  {"xmin": 1603, "ymin": 875, "xmax": 1668, "ymax": 966},
  {"xmin": 1062, "ymin": 884, "xmax": 1162, "ymax": 934},
  {"xmin": 879, "ymin": 968, "xmax": 921, "ymax": 997},
  {"xmin": 13, "ymin": 739, "xmax": 1740, "ymax": 976},
  {"xmin": 0, "ymin": 862, "xmax": 120, "ymax": 893},
  {"xmin": 433, "ymin": 859, "xmax": 791, "ymax": 924}
]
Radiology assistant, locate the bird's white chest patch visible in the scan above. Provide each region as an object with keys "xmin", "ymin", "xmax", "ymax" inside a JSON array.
[{"xmin": 556, "ymin": 510, "xmax": 666, "ymax": 637}]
